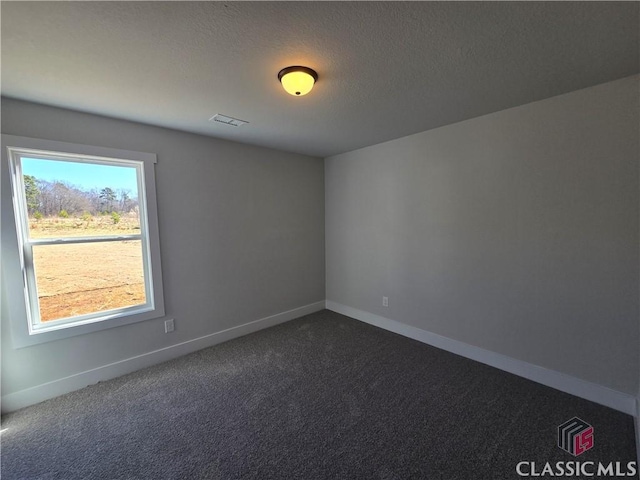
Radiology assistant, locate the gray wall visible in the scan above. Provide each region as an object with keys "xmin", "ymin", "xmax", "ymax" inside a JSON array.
[
  {"xmin": 326, "ymin": 75, "xmax": 639, "ymax": 395},
  {"xmin": 1, "ymin": 98, "xmax": 325, "ymax": 395}
]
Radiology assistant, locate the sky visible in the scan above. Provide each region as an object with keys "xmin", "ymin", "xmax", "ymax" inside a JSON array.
[{"xmin": 22, "ymin": 157, "xmax": 139, "ymax": 194}]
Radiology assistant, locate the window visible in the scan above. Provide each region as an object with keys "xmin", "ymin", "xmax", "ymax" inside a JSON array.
[{"xmin": 2, "ymin": 135, "xmax": 164, "ymax": 347}]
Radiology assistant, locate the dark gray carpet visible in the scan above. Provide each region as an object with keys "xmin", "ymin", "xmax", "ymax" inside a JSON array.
[{"xmin": 1, "ymin": 310, "xmax": 636, "ymax": 479}]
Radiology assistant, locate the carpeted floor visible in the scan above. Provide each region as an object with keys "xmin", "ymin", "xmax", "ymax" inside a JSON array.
[{"xmin": 1, "ymin": 310, "xmax": 636, "ymax": 479}]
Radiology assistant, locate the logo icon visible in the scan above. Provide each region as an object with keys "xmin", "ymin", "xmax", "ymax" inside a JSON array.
[{"xmin": 558, "ymin": 417, "xmax": 594, "ymax": 456}]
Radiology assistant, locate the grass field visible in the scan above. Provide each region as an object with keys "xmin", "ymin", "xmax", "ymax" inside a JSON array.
[{"xmin": 30, "ymin": 215, "xmax": 146, "ymax": 322}]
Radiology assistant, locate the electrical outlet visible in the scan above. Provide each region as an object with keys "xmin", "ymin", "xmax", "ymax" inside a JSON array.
[
  {"xmin": 164, "ymin": 319, "xmax": 175, "ymax": 333},
  {"xmin": 382, "ymin": 296, "xmax": 389, "ymax": 307}
]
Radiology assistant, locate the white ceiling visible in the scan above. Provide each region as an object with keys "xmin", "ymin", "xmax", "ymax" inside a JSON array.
[{"xmin": 2, "ymin": 1, "xmax": 638, "ymax": 158}]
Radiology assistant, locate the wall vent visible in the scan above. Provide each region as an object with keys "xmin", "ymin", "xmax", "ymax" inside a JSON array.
[{"xmin": 208, "ymin": 114, "xmax": 249, "ymax": 127}]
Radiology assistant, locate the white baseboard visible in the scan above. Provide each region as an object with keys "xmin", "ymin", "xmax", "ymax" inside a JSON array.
[
  {"xmin": 326, "ymin": 301, "xmax": 637, "ymax": 417},
  {"xmin": 1, "ymin": 301, "xmax": 326, "ymax": 413}
]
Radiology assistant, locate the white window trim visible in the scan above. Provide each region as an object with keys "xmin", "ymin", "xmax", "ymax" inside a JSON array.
[{"xmin": 2, "ymin": 135, "xmax": 165, "ymax": 348}]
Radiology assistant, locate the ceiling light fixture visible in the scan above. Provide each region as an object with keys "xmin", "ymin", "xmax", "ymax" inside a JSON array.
[{"xmin": 278, "ymin": 66, "xmax": 318, "ymax": 96}]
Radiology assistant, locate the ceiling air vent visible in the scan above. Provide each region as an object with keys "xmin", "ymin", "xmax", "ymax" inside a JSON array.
[{"xmin": 208, "ymin": 114, "xmax": 249, "ymax": 127}]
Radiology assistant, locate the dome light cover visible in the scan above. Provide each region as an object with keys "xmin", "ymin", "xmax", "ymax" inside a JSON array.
[{"xmin": 278, "ymin": 66, "xmax": 318, "ymax": 96}]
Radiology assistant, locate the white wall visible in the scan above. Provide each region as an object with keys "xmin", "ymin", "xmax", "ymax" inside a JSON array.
[
  {"xmin": 326, "ymin": 75, "xmax": 639, "ymax": 396},
  {"xmin": 1, "ymin": 99, "xmax": 325, "ymax": 406}
]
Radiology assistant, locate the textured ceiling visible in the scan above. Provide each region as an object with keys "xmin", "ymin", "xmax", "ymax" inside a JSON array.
[{"xmin": 1, "ymin": 2, "xmax": 638, "ymax": 158}]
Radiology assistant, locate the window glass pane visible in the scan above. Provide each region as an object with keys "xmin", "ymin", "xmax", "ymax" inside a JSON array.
[
  {"xmin": 32, "ymin": 240, "xmax": 147, "ymax": 322},
  {"xmin": 21, "ymin": 157, "xmax": 140, "ymax": 239}
]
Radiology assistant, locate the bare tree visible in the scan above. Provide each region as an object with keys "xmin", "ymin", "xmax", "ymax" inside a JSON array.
[
  {"xmin": 26, "ymin": 176, "xmax": 132, "ymax": 217},
  {"xmin": 118, "ymin": 189, "xmax": 131, "ymax": 213}
]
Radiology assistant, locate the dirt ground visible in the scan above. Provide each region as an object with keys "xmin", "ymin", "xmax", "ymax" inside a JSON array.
[{"xmin": 30, "ymin": 216, "xmax": 146, "ymax": 322}]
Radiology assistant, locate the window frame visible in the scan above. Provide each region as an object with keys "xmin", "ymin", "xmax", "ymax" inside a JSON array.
[{"xmin": 2, "ymin": 135, "xmax": 165, "ymax": 348}]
